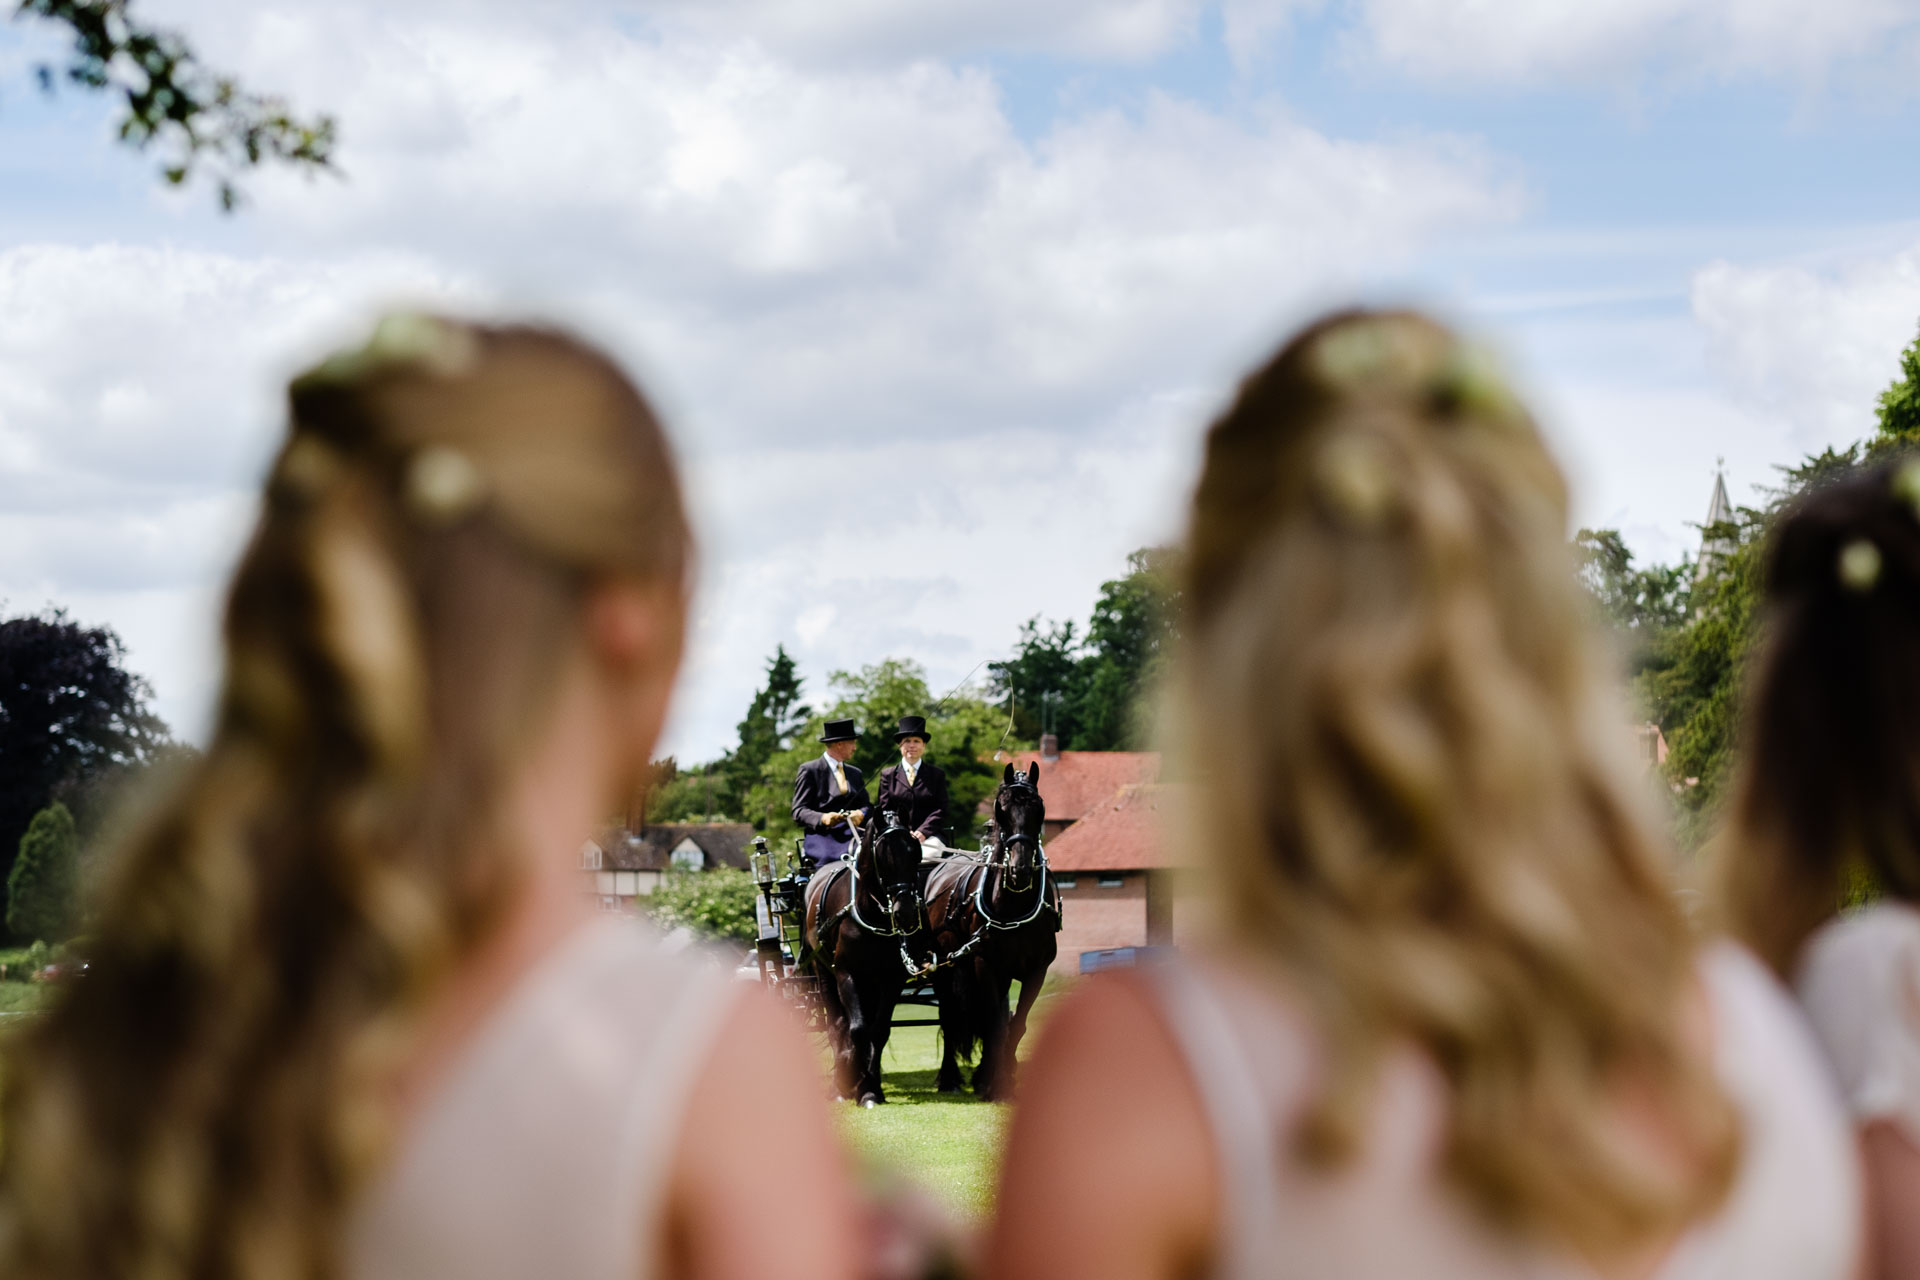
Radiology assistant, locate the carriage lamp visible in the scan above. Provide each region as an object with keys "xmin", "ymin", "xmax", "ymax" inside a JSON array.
[{"xmin": 750, "ymin": 838, "xmax": 773, "ymax": 888}]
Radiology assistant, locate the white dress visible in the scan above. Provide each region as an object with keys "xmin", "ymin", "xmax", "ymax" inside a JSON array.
[
  {"xmin": 1797, "ymin": 900, "xmax": 1920, "ymax": 1146},
  {"xmin": 1150, "ymin": 943, "xmax": 1860, "ymax": 1280},
  {"xmin": 346, "ymin": 917, "xmax": 737, "ymax": 1280}
]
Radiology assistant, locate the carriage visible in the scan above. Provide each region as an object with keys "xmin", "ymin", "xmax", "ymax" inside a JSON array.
[{"xmin": 747, "ymin": 760, "xmax": 1061, "ymax": 1104}]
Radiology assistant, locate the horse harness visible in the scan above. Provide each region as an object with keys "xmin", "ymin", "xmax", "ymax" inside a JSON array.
[
  {"xmin": 808, "ymin": 826, "xmax": 926, "ymax": 948},
  {"xmin": 898, "ymin": 820, "xmax": 1061, "ymax": 982}
]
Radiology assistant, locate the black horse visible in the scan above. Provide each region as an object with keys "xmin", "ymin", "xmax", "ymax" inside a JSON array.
[
  {"xmin": 923, "ymin": 762, "xmax": 1060, "ymax": 1101},
  {"xmin": 803, "ymin": 810, "xmax": 925, "ymax": 1106}
]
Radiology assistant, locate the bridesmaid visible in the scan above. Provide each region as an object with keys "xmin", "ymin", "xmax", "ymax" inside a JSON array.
[
  {"xmin": 989, "ymin": 310, "xmax": 1861, "ymax": 1280},
  {"xmin": 1714, "ymin": 462, "xmax": 1920, "ymax": 1279},
  {"xmin": 0, "ymin": 316, "xmax": 858, "ymax": 1280}
]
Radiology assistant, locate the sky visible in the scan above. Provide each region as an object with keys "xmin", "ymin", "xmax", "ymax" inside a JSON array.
[{"xmin": 4, "ymin": 0, "xmax": 1920, "ymax": 762}]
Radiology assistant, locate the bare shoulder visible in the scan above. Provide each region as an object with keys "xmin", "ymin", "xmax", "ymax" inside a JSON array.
[
  {"xmin": 660, "ymin": 987, "xmax": 857, "ymax": 1280},
  {"xmin": 987, "ymin": 968, "xmax": 1220, "ymax": 1280}
]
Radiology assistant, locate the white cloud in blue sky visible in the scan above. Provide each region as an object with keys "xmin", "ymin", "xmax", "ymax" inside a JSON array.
[{"xmin": 4, "ymin": 0, "xmax": 1920, "ymax": 761}]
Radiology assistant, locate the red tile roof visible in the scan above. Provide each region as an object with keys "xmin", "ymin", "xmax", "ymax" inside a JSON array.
[
  {"xmin": 1046, "ymin": 783, "xmax": 1182, "ymax": 871},
  {"xmin": 990, "ymin": 749, "xmax": 1160, "ymax": 823}
]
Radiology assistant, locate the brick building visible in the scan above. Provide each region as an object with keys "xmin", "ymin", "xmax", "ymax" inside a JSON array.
[{"xmin": 1043, "ymin": 782, "xmax": 1190, "ymax": 974}]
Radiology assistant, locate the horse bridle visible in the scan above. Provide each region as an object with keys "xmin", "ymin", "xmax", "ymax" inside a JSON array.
[
  {"xmin": 977, "ymin": 779, "xmax": 1052, "ymax": 928},
  {"xmin": 843, "ymin": 821, "xmax": 925, "ymax": 939}
]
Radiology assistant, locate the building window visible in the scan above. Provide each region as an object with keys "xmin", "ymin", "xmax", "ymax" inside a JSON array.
[
  {"xmin": 1054, "ymin": 876, "xmax": 1078, "ymax": 890},
  {"xmin": 670, "ymin": 838, "xmax": 704, "ymax": 872},
  {"xmin": 1097, "ymin": 875, "xmax": 1125, "ymax": 889}
]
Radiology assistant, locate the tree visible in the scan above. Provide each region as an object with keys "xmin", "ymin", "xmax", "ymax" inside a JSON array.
[
  {"xmin": 0, "ymin": 610, "xmax": 171, "ymax": 915},
  {"xmin": 1879, "ymin": 324, "xmax": 1920, "ymax": 446},
  {"xmin": 988, "ymin": 618, "xmax": 1083, "ymax": 742},
  {"xmin": 988, "ymin": 547, "xmax": 1178, "ymax": 750},
  {"xmin": 722, "ymin": 646, "xmax": 808, "ymax": 817},
  {"xmin": 1637, "ymin": 445, "xmax": 1870, "ymax": 846},
  {"xmin": 744, "ymin": 658, "xmax": 1021, "ymax": 846},
  {"xmin": 641, "ymin": 758, "xmax": 729, "ymax": 824},
  {"xmin": 16, "ymin": 0, "xmax": 335, "ymax": 209},
  {"xmin": 8, "ymin": 803, "xmax": 78, "ymax": 944},
  {"xmin": 1074, "ymin": 548, "xmax": 1177, "ymax": 748},
  {"xmin": 1573, "ymin": 528, "xmax": 1693, "ymax": 679}
]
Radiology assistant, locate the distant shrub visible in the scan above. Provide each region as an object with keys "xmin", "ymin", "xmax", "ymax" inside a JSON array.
[
  {"xmin": 644, "ymin": 868, "xmax": 760, "ymax": 947},
  {"xmin": 9, "ymin": 804, "xmax": 78, "ymax": 944}
]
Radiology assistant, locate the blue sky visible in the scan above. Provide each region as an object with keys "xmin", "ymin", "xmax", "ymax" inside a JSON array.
[{"xmin": 4, "ymin": 0, "xmax": 1920, "ymax": 759}]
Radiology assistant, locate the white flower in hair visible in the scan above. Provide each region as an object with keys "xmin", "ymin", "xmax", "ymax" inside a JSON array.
[
  {"xmin": 1894, "ymin": 458, "xmax": 1920, "ymax": 520},
  {"xmin": 1838, "ymin": 538, "xmax": 1882, "ymax": 593},
  {"xmin": 299, "ymin": 312, "xmax": 480, "ymax": 388},
  {"xmin": 406, "ymin": 446, "xmax": 487, "ymax": 525}
]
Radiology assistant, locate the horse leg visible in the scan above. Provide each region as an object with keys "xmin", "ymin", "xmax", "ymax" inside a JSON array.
[
  {"xmin": 997, "ymin": 964, "xmax": 1048, "ymax": 1098},
  {"xmin": 859, "ymin": 975, "xmax": 898, "ymax": 1106},
  {"xmin": 832, "ymin": 963, "xmax": 865, "ymax": 1102},
  {"xmin": 933, "ymin": 970, "xmax": 967, "ymax": 1092},
  {"xmin": 974, "ymin": 974, "xmax": 1013, "ymax": 1102}
]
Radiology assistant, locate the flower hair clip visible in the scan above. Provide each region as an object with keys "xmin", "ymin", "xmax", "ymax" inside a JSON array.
[
  {"xmin": 1838, "ymin": 538, "xmax": 1882, "ymax": 594},
  {"xmin": 294, "ymin": 313, "xmax": 481, "ymax": 392},
  {"xmin": 1312, "ymin": 434, "xmax": 1398, "ymax": 530},
  {"xmin": 405, "ymin": 445, "xmax": 488, "ymax": 527},
  {"xmin": 1310, "ymin": 320, "xmax": 1517, "ymax": 424},
  {"xmin": 1893, "ymin": 457, "xmax": 1920, "ymax": 522}
]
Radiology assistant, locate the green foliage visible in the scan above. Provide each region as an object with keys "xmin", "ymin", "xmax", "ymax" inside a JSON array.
[
  {"xmin": 643, "ymin": 868, "xmax": 759, "ymax": 947},
  {"xmin": 644, "ymin": 760, "xmax": 727, "ymax": 823},
  {"xmin": 1573, "ymin": 526, "xmax": 1695, "ymax": 724},
  {"xmin": 1878, "ymin": 324, "xmax": 1920, "ymax": 446},
  {"xmin": 1, "ymin": 609, "xmax": 173, "ymax": 923},
  {"xmin": 1633, "ymin": 445, "xmax": 1871, "ymax": 847},
  {"xmin": 746, "ymin": 659, "xmax": 1019, "ymax": 846},
  {"xmin": 17, "ymin": 0, "xmax": 335, "ymax": 209},
  {"xmin": 989, "ymin": 547, "xmax": 1177, "ymax": 750},
  {"xmin": 8, "ymin": 804, "xmax": 78, "ymax": 944},
  {"xmin": 1573, "ymin": 528, "xmax": 1692, "ymax": 663},
  {"xmin": 722, "ymin": 646, "xmax": 808, "ymax": 818}
]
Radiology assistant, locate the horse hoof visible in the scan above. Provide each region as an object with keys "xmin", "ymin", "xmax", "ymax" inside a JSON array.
[{"xmin": 860, "ymin": 1095, "xmax": 883, "ymax": 1108}]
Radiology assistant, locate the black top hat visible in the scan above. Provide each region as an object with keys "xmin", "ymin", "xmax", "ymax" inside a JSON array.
[
  {"xmin": 819, "ymin": 718, "xmax": 860, "ymax": 743},
  {"xmin": 892, "ymin": 715, "xmax": 932, "ymax": 743}
]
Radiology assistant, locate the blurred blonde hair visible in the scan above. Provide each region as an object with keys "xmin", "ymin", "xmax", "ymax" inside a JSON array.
[
  {"xmin": 1178, "ymin": 310, "xmax": 1738, "ymax": 1260},
  {"xmin": 0, "ymin": 316, "xmax": 689, "ymax": 1280}
]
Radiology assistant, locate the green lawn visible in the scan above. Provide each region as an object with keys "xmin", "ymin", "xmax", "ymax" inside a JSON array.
[
  {"xmin": 835, "ymin": 1023, "xmax": 1010, "ymax": 1220},
  {"xmin": 831, "ymin": 976, "xmax": 1071, "ymax": 1222}
]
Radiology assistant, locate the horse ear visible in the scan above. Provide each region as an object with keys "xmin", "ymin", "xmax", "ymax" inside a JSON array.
[
  {"xmin": 1003, "ymin": 762, "xmax": 1015, "ymax": 784},
  {"xmin": 1027, "ymin": 761, "xmax": 1040, "ymax": 786}
]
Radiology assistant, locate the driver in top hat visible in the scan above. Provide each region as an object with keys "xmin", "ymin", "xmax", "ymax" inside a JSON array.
[
  {"xmin": 875, "ymin": 715, "xmax": 948, "ymax": 847},
  {"xmin": 792, "ymin": 719, "xmax": 872, "ymax": 872}
]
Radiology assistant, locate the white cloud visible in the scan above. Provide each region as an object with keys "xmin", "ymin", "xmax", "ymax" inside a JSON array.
[
  {"xmin": 220, "ymin": 15, "xmax": 1518, "ymax": 446},
  {"xmin": 1336, "ymin": 0, "xmax": 1920, "ymax": 87},
  {"xmin": 1691, "ymin": 240, "xmax": 1920, "ymax": 451},
  {"xmin": 0, "ymin": 243, "xmax": 485, "ymax": 735},
  {"xmin": 3, "ymin": 3, "xmax": 1523, "ymax": 759}
]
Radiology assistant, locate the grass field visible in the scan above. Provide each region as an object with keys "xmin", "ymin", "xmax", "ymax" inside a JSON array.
[
  {"xmin": 834, "ymin": 1023, "xmax": 1010, "ymax": 1219},
  {"xmin": 832, "ymin": 978, "xmax": 1068, "ymax": 1222}
]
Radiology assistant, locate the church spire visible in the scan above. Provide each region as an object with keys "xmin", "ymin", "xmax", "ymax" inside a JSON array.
[{"xmin": 1695, "ymin": 462, "xmax": 1734, "ymax": 584}]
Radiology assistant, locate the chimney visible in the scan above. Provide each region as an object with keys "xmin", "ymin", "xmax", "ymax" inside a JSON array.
[{"xmin": 1040, "ymin": 733, "xmax": 1060, "ymax": 762}]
